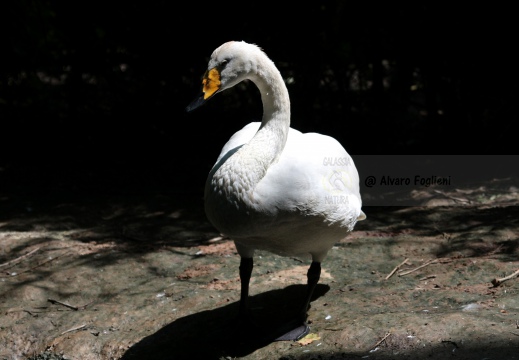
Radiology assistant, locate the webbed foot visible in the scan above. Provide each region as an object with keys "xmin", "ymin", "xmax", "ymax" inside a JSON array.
[
  {"xmin": 274, "ymin": 323, "xmax": 310, "ymax": 341},
  {"xmin": 274, "ymin": 317, "xmax": 310, "ymax": 341}
]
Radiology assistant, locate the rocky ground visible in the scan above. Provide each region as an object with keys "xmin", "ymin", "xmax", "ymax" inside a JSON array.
[{"xmin": 1, "ymin": 177, "xmax": 519, "ymax": 360}]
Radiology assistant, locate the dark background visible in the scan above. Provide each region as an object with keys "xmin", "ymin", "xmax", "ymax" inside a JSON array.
[{"xmin": 2, "ymin": 2, "xmax": 518, "ymax": 201}]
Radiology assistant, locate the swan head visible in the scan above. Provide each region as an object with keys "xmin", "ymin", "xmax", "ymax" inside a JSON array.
[{"xmin": 186, "ymin": 41, "xmax": 265, "ymax": 112}]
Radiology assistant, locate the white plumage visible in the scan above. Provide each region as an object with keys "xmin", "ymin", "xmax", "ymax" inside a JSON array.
[{"xmin": 187, "ymin": 41, "xmax": 365, "ymax": 341}]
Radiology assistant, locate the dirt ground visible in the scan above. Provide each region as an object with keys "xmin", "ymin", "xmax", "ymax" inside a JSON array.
[{"xmin": 1, "ymin": 177, "xmax": 519, "ymax": 360}]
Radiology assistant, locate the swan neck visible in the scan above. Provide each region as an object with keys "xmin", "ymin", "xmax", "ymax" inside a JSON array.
[
  {"xmin": 208, "ymin": 52, "xmax": 291, "ymax": 210},
  {"xmin": 250, "ymin": 60, "xmax": 291, "ymax": 163}
]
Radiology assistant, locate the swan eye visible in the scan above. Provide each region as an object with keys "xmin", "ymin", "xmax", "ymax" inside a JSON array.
[{"xmin": 220, "ymin": 58, "xmax": 231, "ymax": 67}]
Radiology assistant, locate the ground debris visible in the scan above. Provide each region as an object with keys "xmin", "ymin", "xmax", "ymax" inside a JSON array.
[{"xmin": 491, "ymin": 269, "xmax": 519, "ymax": 287}]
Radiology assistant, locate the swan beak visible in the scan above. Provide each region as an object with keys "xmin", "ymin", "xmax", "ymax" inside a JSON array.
[{"xmin": 185, "ymin": 68, "xmax": 221, "ymax": 112}]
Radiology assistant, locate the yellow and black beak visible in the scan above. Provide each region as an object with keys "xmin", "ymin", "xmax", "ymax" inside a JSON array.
[{"xmin": 185, "ymin": 68, "xmax": 221, "ymax": 112}]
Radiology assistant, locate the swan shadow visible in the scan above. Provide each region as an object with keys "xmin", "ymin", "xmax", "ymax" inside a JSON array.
[{"xmin": 121, "ymin": 284, "xmax": 330, "ymax": 360}]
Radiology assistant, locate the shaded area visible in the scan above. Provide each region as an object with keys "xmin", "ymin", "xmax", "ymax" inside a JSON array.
[
  {"xmin": 121, "ymin": 283, "xmax": 519, "ymax": 360},
  {"xmin": 121, "ymin": 285, "xmax": 330, "ymax": 360},
  {"xmin": 0, "ymin": 189, "xmax": 215, "ymax": 254},
  {"xmin": 1, "ymin": 189, "xmax": 518, "ymax": 359},
  {"xmin": 2, "ymin": 3, "xmax": 518, "ymax": 203}
]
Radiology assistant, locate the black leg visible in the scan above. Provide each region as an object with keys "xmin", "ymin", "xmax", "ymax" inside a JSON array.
[
  {"xmin": 301, "ymin": 261, "xmax": 321, "ymax": 322},
  {"xmin": 239, "ymin": 257, "xmax": 253, "ymax": 322},
  {"xmin": 236, "ymin": 259, "xmax": 321, "ymax": 342},
  {"xmin": 275, "ymin": 261, "xmax": 321, "ymax": 342}
]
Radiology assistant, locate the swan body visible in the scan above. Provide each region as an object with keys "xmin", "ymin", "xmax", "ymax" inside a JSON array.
[
  {"xmin": 206, "ymin": 121, "xmax": 364, "ymax": 261},
  {"xmin": 186, "ymin": 41, "xmax": 365, "ymax": 341}
]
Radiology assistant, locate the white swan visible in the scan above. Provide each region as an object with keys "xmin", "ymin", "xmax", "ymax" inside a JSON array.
[{"xmin": 186, "ymin": 41, "xmax": 366, "ymax": 341}]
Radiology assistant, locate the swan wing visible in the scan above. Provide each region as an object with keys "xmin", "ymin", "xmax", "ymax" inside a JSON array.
[
  {"xmin": 254, "ymin": 130, "xmax": 365, "ymax": 228},
  {"xmin": 214, "ymin": 122, "xmax": 261, "ymax": 165}
]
